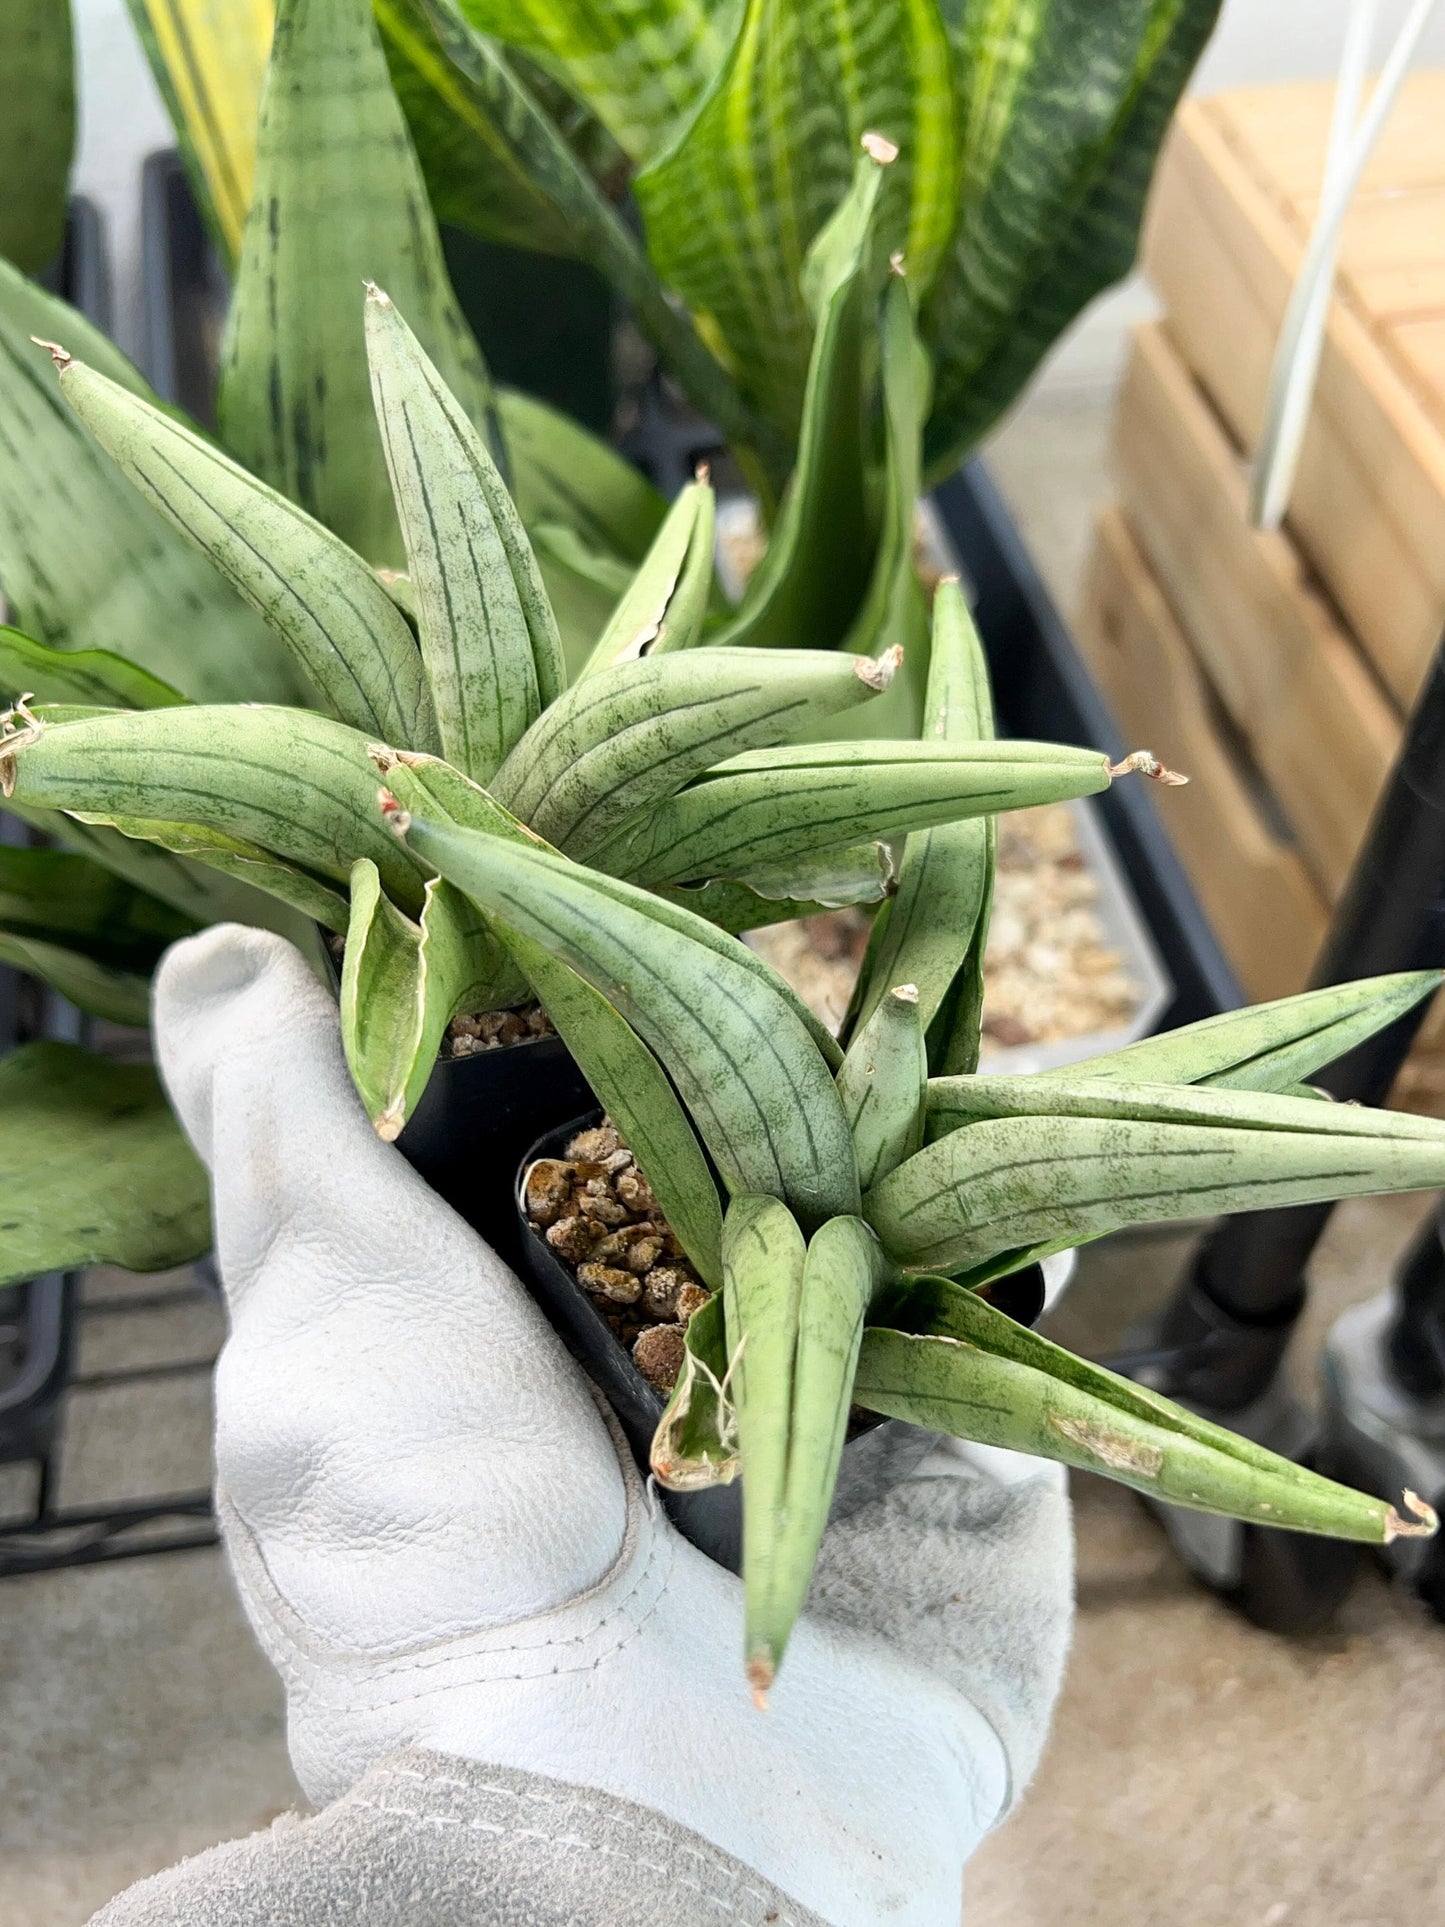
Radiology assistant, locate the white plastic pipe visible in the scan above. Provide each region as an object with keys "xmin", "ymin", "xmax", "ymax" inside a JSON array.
[{"xmin": 1249, "ymin": 0, "xmax": 1439, "ymax": 531}]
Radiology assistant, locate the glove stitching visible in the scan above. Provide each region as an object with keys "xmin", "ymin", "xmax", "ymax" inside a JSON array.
[
  {"xmin": 225, "ymin": 1484, "xmax": 678, "ymax": 1696},
  {"xmin": 392, "ymin": 1764, "xmax": 803, "ymax": 1908},
  {"xmin": 350, "ymin": 1798, "xmax": 801, "ymax": 1926}
]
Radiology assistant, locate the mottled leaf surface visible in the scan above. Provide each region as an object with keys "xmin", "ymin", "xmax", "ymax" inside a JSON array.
[{"xmin": 0, "ymin": 1042, "xmax": 210, "ymax": 1287}]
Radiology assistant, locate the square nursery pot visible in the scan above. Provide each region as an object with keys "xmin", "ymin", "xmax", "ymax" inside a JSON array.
[
  {"xmin": 514, "ymin": 1111, "xmax": 1053, "ymax": 1572},
  {"xmin": 394, "ymin": 1034, "xmax": 596, "ymax": 1274}
]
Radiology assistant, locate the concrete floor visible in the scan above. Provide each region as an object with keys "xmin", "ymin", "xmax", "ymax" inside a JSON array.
[{"xmin": 4, "ymin": 383, "xmax": 1444, "ymax": 1924}]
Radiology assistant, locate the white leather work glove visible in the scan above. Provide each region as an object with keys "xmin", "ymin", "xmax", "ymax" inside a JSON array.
[{"xmin": 98, "ymin": 925, "xmax": 1073, "ymax": 1927}]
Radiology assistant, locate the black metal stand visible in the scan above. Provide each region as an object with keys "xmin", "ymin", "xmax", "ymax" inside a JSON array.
[
  {"xmin": 1152, "ymin": 637, "xmax": 1445, "ymax": 1405},
  {"xmin": 0, "ymin": 196, "xmax": 220, "ymax": 1579},
  {"xmin": 1128, "ymin": 635, "xmax": 1445, "ymax": 1628}
]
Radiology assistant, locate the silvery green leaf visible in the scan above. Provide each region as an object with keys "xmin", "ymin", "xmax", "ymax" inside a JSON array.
[
  {"xmin": 0, "ymin": 702, "xmax": 426, "ymax": 916},
  {"xmin": 341, "ymin": 858, "xmax": 521, "ymax": 1139},
  {"xmin": 577, "ymin": 475, "xmax": 716, "ymax": 679},
  {"xmin": 54, "ymin": 354, "xmax": 437, "ymax": 747},
  {"xmin": 364, "ymin": 286, "xmax": 563, "ymax": 780},
  {"xmin": 374, "ymin": 752, "xmax": 725, "ymax": 1283},
  {"xmin": 850, "ymin": 575, "xmax": 994, "ymax": 1052},
  {"xmin": 869, "ymin": 1080, "xmax": 1445, "ymax": 1277},
  {"xmin": 0, "ymin": 262, "xmax": 302, "ymax": 704},
  {"xmin": 1058, "ymin": 971, "xmax": 1445, "ymax": 1093},
  {"xmin": 493, "ymin": 646, "xmax": 895, "ymax": 859},
  {"xmin": 592, "ymin": 738, "xmax": 1109, "ymax": 886},
  {"xmin": 725, "ymin": 1200, "xmax": 886, "ymax": 1697},
  {"xmin": 836, "ymin": 984, "xmax": 926, "ymax": 1191},
  {"xmin": 857, "ymin": 1278, "xmax": 1432, "ymax": 1547},
  {"xmin": 651, "ymin": 1293, "xmax": 737, "ymax": 1487},
  {"xmin": 397, "ymin": 814, "xmax": 858, "ymax": 1227}
]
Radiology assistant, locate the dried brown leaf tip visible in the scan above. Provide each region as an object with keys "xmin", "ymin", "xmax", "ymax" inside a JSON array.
[
  {"xmin": 861, "ymin": 130, "xmax": 899, "ymax": 165},
  {"xmin": 855, "ymin": 643, "xmax": 903, "ymax": 692},
  {"xmin": 1384, "ymin": 1489, "xmax": 1439, "ymax": 1542},
  {"xmin": 30, "ymin": 336, "xmax": 71, "ymax": 372},
  {"xmin": 377, "ymin": 788, "xmax": 410, "ymax": 834},
  {"xmin": 1106, "ymin": 749, "xmax": 1189, "ymax": 787},
  {"xmin": 0, "ymin": 696, "xmax": 43, "ymax": 799}
]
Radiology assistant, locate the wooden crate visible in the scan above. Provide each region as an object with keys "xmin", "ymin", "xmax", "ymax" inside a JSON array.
[
  {"xmin": 1144, "ymin": 81, "xmax": 1445, "ymax": 711},
  {"xmin": 1078, "ymin": 509, "xmax": 1328, "ymax": 1002},
  {"xmin": 1078, "ymin": 509, "xmax": 1445, "ymax": 1096},
  {"xmin": 1111, "ymin": 323, "xmax": 1400, "ymax": 900}
]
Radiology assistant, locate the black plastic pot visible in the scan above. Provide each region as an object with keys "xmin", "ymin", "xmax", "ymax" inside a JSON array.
[
  {"xmin": 396, "ymin": 1035, "xmax": 595, "ymax": 1273},
  {"xmin": 514, "ymin": 1111, "xmax": 1048, "ymax": 1570}
]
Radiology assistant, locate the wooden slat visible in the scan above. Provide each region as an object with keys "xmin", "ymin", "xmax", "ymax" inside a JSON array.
[
  {"xmin": 1112, "ymin": 324, "xmax": 1400, "ymax": 901},
  {"xmin": 1078, "ymin": 510, "xmax": 1328, "ymax": 1001},
  {"xmin": 1144, "ymin": 98, "xmax": 1445, "ymax": 709},
  {"xmin": 1213, "ymin": 75, "xmax": 1445, "ymax": 202}
]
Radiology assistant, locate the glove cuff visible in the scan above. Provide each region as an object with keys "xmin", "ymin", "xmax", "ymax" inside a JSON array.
[{"xmin": 88, "ymin": 1748, "xmax": 834, "ymax": 1927}]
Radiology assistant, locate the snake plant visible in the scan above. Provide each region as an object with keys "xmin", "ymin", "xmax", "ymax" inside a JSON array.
[
  {"xmin": 379, "ymin": 582, "xmax": 1444, "ymax": 1699},
  {"xmin": 0, "ymin": 292, "xmax": 1129, "ymax": 1256},
  {"xmin": 82, "ymin": 0, "xmax": 1225, "ymax": 724}
]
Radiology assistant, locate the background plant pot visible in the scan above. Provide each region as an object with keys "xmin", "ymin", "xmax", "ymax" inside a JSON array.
[
  {"xmin": 396, "ymin": 1036, "xmax": 595, "ymax": 1272},
  {"xmin": 515, "ymin": 1112, "xmax": 1051, "ymax": 1571}
]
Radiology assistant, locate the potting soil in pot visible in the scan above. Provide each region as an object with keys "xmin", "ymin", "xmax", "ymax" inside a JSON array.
[
  {"xmin": 748, "ymin": 800, "xmax": 1142, "ymax": 1050},
  {"xmin": 440, "ymin": 1003, "xmax": 555, "ymax": 1057},
  {"xmin": 522, "ymin": 1119, "xmax": 713, "ymax": 1396}
]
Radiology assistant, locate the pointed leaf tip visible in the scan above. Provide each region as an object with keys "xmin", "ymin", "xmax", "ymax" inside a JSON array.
[{"xmin": 30, "ymin": 335, "xmax": 71, "ymax": 371}]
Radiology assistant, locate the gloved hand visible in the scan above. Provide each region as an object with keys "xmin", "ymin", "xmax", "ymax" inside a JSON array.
[{"xmin": 95, "ymin": 926, "xmax": 1073, "ymax": 1927}]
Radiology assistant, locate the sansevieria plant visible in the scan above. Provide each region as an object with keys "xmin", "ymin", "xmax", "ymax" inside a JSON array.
[
  {"xmin": 370, "ymin": 581, "xmax": 1444, "ymax": 1700},
  {"xmin": 0, "ymin": 288, "xmax": 1146, "ymax": 1278}
]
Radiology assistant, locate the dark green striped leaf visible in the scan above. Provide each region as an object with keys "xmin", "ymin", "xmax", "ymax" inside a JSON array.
[
  {"xmin": 0, "ymin": 626, "xmax": 187, "ymax": 711},
  {"xmin": 0, "ymin": 0, "xmax": 74, "ymax": 274},
  {"xmin": 634, "ymin": 0, "xmax": 957, "ymax": 442},
  {"xmin": 0, "ymin": 843, "xmax": 196, "ymax": 973},
  {"xmin": 716, "ymin": 151, "xmax": 889, "ymax": 647},
  {"xmin": 220, "ymin": 0, "xmax": 497, "ymax": 567},
  {"xmin": 922, "ymin": 0, "xmax": 1221, "ymax": 475},
  {"xmin": 457, "ymin": 0, "xmax": 736, "ymax": 163}
]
